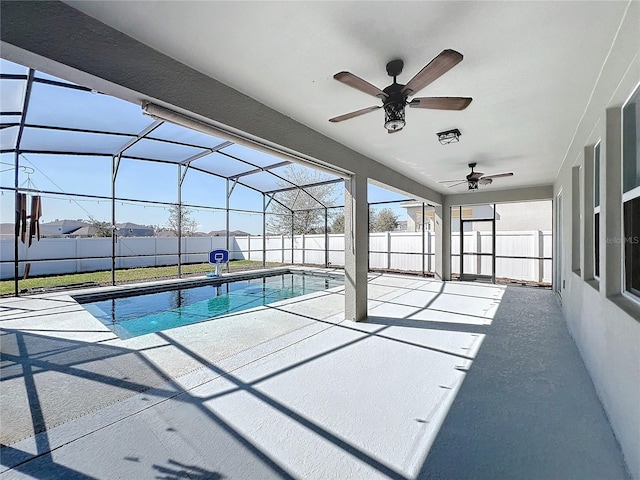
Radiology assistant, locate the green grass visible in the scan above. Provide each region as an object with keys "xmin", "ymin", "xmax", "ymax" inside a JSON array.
[{"xmin": 1, "ymin": 260, "xmax": 281, "ymax": 296}]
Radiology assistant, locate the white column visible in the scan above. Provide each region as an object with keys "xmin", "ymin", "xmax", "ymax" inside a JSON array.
[
  {"xmin": 344, "ymin": 173, "xmax": 368, "ymax": 321},
  {"xmin": 434, "ymin": 205, "xmax": 451, "ymax": 280}
]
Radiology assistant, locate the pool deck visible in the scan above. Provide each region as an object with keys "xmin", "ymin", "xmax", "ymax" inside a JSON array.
[{"xmin": 0, "ymin": 269, "xmax": 631, "ymax": 479}]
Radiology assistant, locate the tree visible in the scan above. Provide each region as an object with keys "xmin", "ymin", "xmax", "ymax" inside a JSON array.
[
  {"xmin": 331, "ymin": 207, "xmax": 400, "ymax": 233},
  {"xmin": 371, "ymin": 208, "xmax": 399, "ymax": 232},
  {"xmin": 266, "ymin": 165, "xmax": 339, "ymax": 235},
  {"xmin": 331, "ymin": 214, "xmax": 345, "ymax": 234},
  {"xmin": 166, "ymin": 204, "xmax": 198, "ymax": 236},
  {"xmin": 90, "ymin": 220, "xmax": 112, "ymax": 237}
]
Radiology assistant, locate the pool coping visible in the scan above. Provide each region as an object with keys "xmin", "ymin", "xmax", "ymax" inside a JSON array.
[{"xmin": 70, "ymin": 266, "xmax": 344, "ymax": 303}]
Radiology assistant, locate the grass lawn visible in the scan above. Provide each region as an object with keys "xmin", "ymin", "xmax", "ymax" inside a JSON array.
[{"xmin": 0, "ymin": 260, "xmax": 282, "ymax": 296}]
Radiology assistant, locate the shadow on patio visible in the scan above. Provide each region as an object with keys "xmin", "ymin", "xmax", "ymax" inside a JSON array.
[{"xmin": 0, "ymin": 277, "xmax": 630, "ymax": 479}]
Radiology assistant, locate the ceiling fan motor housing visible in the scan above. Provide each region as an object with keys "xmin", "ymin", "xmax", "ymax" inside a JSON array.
[{"xmin": 386, "ymin": 59, "xmax": 404, "ymax": 78}]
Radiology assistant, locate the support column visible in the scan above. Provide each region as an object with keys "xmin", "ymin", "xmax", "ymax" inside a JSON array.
[
  {"xmin": 344, "ymin": 174, "xmax": 368, "ymax": 321},
  {"xmin": 226, "ymin": 178, "xmax": 230, "ymax": 273},
  {"xmin": 324, "ymin": 207, "xmax": 329, "ymax": 268},
  {"xmin": 421, "ymin": 202, "xmax": 426, "ymax": 276},
  {"xmin": 111, "ymin": 155, "xmax": 119, "ymax": 285},
  {"xmin": 434, "ymin": 205, "xmax": 451, "ymax": 281},
  {"xmin": 178, "ymin": 165, "xmax": 183, "ymax": 277},
  {"xmin": 262, "ymin": 194, "xmax": 267, "ymax": 268}
]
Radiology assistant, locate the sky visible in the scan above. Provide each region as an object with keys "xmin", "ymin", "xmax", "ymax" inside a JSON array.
[{"xmin": 0, "ymin": 59, "xmax": 412, "ymax": 235}]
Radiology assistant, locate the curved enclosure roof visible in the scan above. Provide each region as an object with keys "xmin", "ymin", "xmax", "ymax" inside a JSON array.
[{"xmin": 0, "ymin": 59, "xmax": 343, "ymax": 209}]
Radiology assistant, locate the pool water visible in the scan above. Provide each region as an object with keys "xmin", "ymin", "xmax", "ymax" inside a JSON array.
[{"xmin": 78, "ymin": 273, "xmax": 342, "ymax": 339}]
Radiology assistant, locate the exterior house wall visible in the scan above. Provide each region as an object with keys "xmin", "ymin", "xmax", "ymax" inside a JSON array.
[{"xmin": 552, "ymin": 4, "xmax": 640, "ymax": 478}]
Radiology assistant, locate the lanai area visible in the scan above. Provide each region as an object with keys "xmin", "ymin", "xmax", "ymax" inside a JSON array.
[{"xmin": 0, "ymin": 2, "xmax": 638, "ymax": 479}]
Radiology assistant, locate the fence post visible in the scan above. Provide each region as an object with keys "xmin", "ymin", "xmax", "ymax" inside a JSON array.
[
  {"xmin": 301, "ymin": 234, "xmax": 305, "ymax": 265},
  {"xmin": 538, "ymin": 230, "xmax": 544, "ymax": 283},
  {"xmin": 247, "ymin": 235, "xmax": 251, "ymax": 261},
  {"xmin": 386, "ymin": 231, "xmax": 391, "ymax": 270},
  {"xmin": 529, "ymin": 230, "xmax": 536, "ymax": 282},
  {"xmin": 281, "ymin": 234, "xmax": 285, "ymax": 264},
  {"xmin": 476, "ymin": 230, "xmax": 481, "ymax": 275},
  {"xmin": 427, "ymin": 231, "xmax": 432, "ymax": 273}
]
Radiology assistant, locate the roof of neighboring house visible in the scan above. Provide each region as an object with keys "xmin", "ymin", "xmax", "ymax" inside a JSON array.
[
  {"xmin": 39, "ymin": 220, "xmax": 89, "ymax": 235},
  {"xmin": 208, "ymin": 230, "xmax": 250, "ymax": 237},
  {"xmin": 70, "ymin": 226, "xmax": 100, "ymax": 236},
  {"xmin": 115, "ymin": 222, "xmax": 153, "ymax": 230}
]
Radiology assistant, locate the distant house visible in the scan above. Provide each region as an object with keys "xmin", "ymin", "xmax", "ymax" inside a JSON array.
[
  {"xmin": 401, "ymin": 201, "xmax": 551, "ymax": 233},
  {"xmin": 1, "ymin": 221, "xmax": 90, "ymax": 238},
  {"xmin": 400, "ymin": 202, "xmax": 436, "ymax": 232},
  {"xmin": 395, "ymin": 220, "xmax": 407, "ymax": 232},
  {"xmin": 115, "ymin": 222, "xmax": 155, "ymax": 237},
  {"xmin": 39, "ymin": 219, "xmax": 89, "ymax": 237},
  {"xmin": 0, "ymin": 223, "xmax": 15, "ymax": 238},
  {"xmin": 19, "ymin": 220, "xmax": 156, "ymax": 238},
  {"xmin": 208, "ymin": 230, "xmax": 251, "ymax": 237},
  {"xmin": 68, "ymin": 225, "xmax": 101, "ymax": 237}
]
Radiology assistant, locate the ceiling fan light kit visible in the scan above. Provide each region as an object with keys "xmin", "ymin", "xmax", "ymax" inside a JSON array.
[
  {"xmin": 383, "ymin": 100, "xmax": 406, "ymax": 131},
  {"xmin": 329, "ymin": 49, "xmax": 472, "ymax": 133},
  {"xmin": 437, "ymin": 128, "xmax": 461, "ymax": 144}
]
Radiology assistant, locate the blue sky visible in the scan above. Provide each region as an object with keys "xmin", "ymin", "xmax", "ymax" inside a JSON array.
[{"xmin": 0, "ymin": 59, "xmax": 411, "ymax": 234}]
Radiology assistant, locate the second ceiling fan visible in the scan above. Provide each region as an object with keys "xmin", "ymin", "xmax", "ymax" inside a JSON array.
[
  {"xmin": 439, "ymin": 163, "xmax": 514, "ymax": 190},
  {"xmin": 329, "ymin": 49, "xmax": 472, "ymax": 133}
]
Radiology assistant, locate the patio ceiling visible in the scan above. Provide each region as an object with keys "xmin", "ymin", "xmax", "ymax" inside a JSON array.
[{"xmin": 62, "ymin": 1, "xmax": 631, "ymax": 194}]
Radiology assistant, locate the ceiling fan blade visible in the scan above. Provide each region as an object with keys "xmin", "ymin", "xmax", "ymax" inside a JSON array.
[
  {"xmin": 329, "ymin": 105, "xmax": 381, "ymax": 123},
  {"xmin": 444, "ymin": 181, "xmax": 467, "ymax": 188},
  {"xmin": 481, "ymin": 173, "xmax": 514, "ymax": 180},
  {"xmin": 333, "ymin": 72, "xmax": 388, "ymax": 98},
  {"xmin": 439, "ymin": 179, "xmax": 465, "ymax": 184},
  {"xmin": 409, "ymin": 97, "xmax": 472, "ymax": 110},
  {"xmin": 402, "ymin": 49, "xmax": 464, "ymax": 96},
  {"xmin": 468, "ymin": 172, "xmax": 484, "ymax": 180}
]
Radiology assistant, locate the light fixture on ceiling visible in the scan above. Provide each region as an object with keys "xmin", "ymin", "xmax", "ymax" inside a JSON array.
[
  {"xmin": 437, "ymin": 128, "xmax": 461, "ymax": 145},
  {"xmin": 383, "ymin": 99, "xmax": 406, "ymax": 131}
]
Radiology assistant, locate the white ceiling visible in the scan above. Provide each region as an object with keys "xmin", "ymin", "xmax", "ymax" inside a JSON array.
[{"xmin": 67, "ymin": 1, "xmax": 629, "ymax": 194}]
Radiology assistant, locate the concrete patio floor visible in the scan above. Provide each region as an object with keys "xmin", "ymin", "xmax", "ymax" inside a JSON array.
[{"xmin": 0, "ymin": 271, "xmax": 630, "ymax": 479}]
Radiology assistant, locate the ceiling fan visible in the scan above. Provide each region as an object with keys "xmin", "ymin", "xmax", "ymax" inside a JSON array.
[
  {"xmin": 329, "ymin": 49, "xmax": 472, "ymax": 134},
  {"xmin": 439, "ymin": 163, "xmax": 514, "ymax": 190}
]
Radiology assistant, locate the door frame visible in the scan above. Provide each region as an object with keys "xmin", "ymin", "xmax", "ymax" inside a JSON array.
[{"xmin": 459, "ymin": 205, "xmax": 496, "ymax": 283}]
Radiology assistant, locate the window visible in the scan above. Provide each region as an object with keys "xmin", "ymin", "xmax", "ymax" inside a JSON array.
[
  {"xmin": 622, "ymin": 85, "xmax": 640, "ymax": 298},
  {"xmin": 572, "ymin": 166, "xmax": 581, "ymax": 273},
  {"xmin": 594, "ymin": 143, "xmax": 600, "ymax": 278}
]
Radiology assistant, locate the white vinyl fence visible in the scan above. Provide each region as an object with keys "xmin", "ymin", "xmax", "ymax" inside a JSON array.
[{"xmin": 1, "ymin": 230, "xmax": 551, "ymax": 283}]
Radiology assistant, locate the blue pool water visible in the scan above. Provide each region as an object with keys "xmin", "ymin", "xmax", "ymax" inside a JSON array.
[{"xmin": 77, "ymin": 273, "xmax": 342, "ymax": 339}]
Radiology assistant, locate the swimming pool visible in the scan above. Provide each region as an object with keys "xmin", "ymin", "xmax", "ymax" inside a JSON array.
[{"xmin": 75, "ymin": 272, "xmax": 343, "ymax": 339}]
